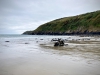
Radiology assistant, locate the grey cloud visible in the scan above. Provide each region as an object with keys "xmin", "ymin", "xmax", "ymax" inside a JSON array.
[{"xmin": 0, "ymin": 0, "xmax": 100, "ymax": 34}]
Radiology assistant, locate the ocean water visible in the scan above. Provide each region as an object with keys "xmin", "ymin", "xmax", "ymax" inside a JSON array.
[{"xmin": 0, "ymin": 34, "xmax": 100, "ymax": 75}]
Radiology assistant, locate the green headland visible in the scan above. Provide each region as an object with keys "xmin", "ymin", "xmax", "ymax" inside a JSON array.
[{"xmin": 23, "ymin": 10, "xmax": 100, "ymax": 35}]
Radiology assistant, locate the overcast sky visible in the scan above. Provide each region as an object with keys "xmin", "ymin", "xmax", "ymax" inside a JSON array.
[{"xmin": 0, "ymin": 0, "xmax": 100, "ymax": 34}]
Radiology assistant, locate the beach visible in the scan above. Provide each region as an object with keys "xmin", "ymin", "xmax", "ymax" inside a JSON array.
[{"xmin": 0, "ymin": 35, "xmax": 100, "ymax": 75}]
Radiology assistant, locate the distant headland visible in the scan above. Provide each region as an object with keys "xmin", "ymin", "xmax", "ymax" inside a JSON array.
[{"xmin": 23, "ymin": 10, "xmax": 100, "ymax": 35}]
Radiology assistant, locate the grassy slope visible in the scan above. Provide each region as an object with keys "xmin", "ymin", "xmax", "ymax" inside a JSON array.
[{"xmin": 23, "ymin": 10, "xmax": 100, "ymax": 34}]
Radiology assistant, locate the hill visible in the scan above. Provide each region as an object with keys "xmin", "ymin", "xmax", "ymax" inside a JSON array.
[{"xmin": 23, "ymin": 10, "xmax": 100, "ymax": 35}]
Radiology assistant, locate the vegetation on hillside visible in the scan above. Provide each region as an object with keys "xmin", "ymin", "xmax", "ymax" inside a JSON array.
[{"xmin": 23, "ymin": 10, "xmax": 100, "ymax": 35}]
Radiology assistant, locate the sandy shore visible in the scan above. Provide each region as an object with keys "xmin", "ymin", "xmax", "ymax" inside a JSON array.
[{"xmin": 0, "ymin": 35, "xmax": 100, "ymax": 75}]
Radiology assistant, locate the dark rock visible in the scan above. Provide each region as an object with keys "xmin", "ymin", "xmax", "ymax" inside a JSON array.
[
  {"xmin": 54, "ymin": 39, "xmax": 65, "ymax": 46},
  {"xmin": 25, "ymin": 43, "xmax": 29, "ymax": 44},
  {"xmin": 40, "ymin": 39, "xmax": 43, "ymax": 40},
  {"xmin": 5, "ymin": 41, "xmax": 10, "ymax": 42},
  {"xmin": 51, "ymin": 38, "xmax": 59, "ymax": 41},
  {"xmin": 59, "ymin": 40, "xmax": 64, "ymax": 46},
  {"xmin": 36, "ymin": 41, "xmax": 38, "ymax": 43},
  {"xmin": 54, "ymin": 42, "xmax": 60, "ymax": 46}
]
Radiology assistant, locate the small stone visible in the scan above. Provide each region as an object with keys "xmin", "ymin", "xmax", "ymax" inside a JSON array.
[
  {"xmin": 25, "ymin": 43, "xmax": 29, "ymax": 44},
  {"xmin": 5, "ymin": 41, "xmax": 10, "ymax": 42}
]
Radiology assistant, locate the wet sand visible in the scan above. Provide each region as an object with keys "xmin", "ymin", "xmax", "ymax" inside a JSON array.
[{"xmin": 0, "ymin": 35, "xmax": 100, "ymax": 75}]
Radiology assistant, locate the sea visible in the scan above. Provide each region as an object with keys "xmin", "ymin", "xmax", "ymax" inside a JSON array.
[{"xmin": 0, "ymin": 34, "xmax": 100, "ymax": 75}]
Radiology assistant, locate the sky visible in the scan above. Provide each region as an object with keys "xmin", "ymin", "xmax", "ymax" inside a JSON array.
[{"xmin": 0, "ymin": 0, "xmax": 100, "ymax": 34}]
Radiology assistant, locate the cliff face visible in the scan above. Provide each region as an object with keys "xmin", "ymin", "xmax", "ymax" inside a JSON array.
[{"xmin": 23, "ymin": 10, "xmax": 100, "ymax": 35}]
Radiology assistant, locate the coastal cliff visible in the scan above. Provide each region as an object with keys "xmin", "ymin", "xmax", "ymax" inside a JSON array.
[{"xmin": 23, "ymin": 10, "xmax": 100, "ymax": 35}]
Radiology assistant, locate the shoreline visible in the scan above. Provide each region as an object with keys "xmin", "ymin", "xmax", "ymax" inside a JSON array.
[{"xmin": 23, "ymin": 32, "xmax": 100, "ymax": 37}]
